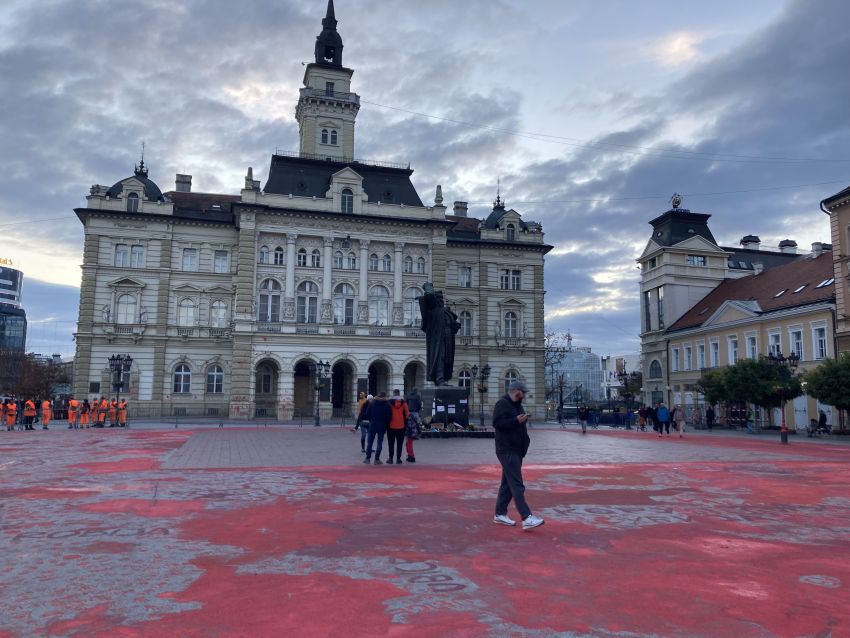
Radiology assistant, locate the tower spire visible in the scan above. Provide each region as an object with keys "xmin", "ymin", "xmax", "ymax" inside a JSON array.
[{"xmin": 315, "ymin": 0, "xmax": 343, "ymax": 66}]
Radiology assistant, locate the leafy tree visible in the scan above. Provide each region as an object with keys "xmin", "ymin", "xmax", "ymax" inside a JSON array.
[
  {"xmin": 696, "ymin": 368, "xmax": 727, "ymax": 406},
  {"xmin": 804, "ymin": 353, "xmax": 850, "ymax": 431}
]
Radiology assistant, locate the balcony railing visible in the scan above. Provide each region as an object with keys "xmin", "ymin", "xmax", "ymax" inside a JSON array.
[
  {"xmin": 370, "ymin": 328, "xmax": 391, "ymax": 337},
  {"xmin": 177, "ymin": 327, "xmax": 194, "ymax": 338},
  {"xmin": 258, "ymin": 323, "xmax": 282, "ymax": 333},
  {"xmin": 209, "ymin": 328, "xmax": 231, "ymax": 339},
  {"xmin": 296, "ymin": 326, "xmax": 320, "ymax": 334}
]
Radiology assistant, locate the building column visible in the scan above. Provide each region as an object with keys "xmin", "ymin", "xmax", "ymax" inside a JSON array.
[
  {"xmin": 321, "ymin": 238, "xmax": 333, "ymax": 323},
  {"xmin": 393, "ymin": 241, "xmax": 404, "ymax": 325},
  {"xmin": 358, "ymin": 240, "xmax": 369, "ymax": 324},
  {"xmin": 283, "ymin": 233, "xmax": 297, "ymax": 322}
]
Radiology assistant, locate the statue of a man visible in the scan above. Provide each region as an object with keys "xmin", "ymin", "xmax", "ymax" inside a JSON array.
[{"xmin": 419, "ymin": 282, "xmax": 461, "ymax": 385}]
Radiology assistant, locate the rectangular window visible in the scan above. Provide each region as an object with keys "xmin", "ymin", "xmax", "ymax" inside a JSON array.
[
  {"xmin": 114, "ymin": 244, "xmax": 128, "ymax": 267},
  {"xmin": 510, "ymin": 270, "xmax": 521, "ymax": 290},
  {"xmin": 790, "ymin": 329, "xmax": 803, "ymax": 358},
  {"xmin": 684, "ymin": 346, "xmax": 692, "ymax": 371},
  {"xmin": 696, "ymin": 343, "xmax": 705, "ymax": 370},
  {"xmin": 710, "ymin": 341, "xmax": 719, "ymax": 367},
  {"xmin": 814, "ymin": 326, "xmax": 827, "ymax": 359},
  {"xmin": 214, "ymin": 250, "xmax": 228, "ymax": 273},
  {"xmin": 657, "ymin": 286, "xmax": 664, "ymax": 329},
  {"xmin": 182, "ymin": 248, "xmax": 198, "ymax": 272},
  {"xmin": 648, "ymin": 257, "xmax": 657, "ymax": 269},
  {"xmin": 686, "ymin": 255, "xmax": 706, "ymax": 266},
  {"xmin": 325, "ymin": 81, "xmax": 334, "ymax": 96},
  {"xmin": 459, "ymin": 267, "xmax": 472, "ymax": 288},
  {"xmin": 671, "ymin": 347, "xmax": 679, "ymax": 372},
  {"xmin": 768, "ymin": 331, "xmax": 781, "ymax": 356},
  {"xmin": 500, "ymin": 270, "xmax": 509, "ymax": 290},
  {"xmin": 746, "ymin": 335, "xmax": 758, "ymax": 359},
  {"xmin": 130, "ymin": 245, "xmax": 144, "ymax": 268},
  {"xmin": 644, "ymin": 291, "xmax": 652, "ymax": 331},
  {"xmin": 728, "ymin": 337, "xmax": 739, "ymax": 365},
  {"xmin": 297, "ymin": 297, "xmax": 318, "ymax": 323}
]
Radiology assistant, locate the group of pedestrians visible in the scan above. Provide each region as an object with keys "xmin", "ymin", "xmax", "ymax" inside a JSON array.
[
  {"xmin": 636, "ymin": 402, "xmax": 685, "ymax": 437},
  {"xmin": 2, "ymin": 397, "xmax": 54, "ymax": 431},
  {"xmin": 356, "ymin": 388, "xmax": 421, "ymax": 465},
  {"xmin": 65, "ymin": 396, "xmax": 128, "ymax": 429}
]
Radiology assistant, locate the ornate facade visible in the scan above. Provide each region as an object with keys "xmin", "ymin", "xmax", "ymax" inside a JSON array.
[{"xmin": 72, "ymin": 2, "xmax": 550, "ymax": 420}]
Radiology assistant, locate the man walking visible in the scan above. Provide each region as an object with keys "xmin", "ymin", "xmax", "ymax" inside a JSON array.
[
  {"xmin": 492, "ymin": 381, "xmax": 544, "ymax": 531},
  {"xmin": 363, "ymin": 392, "xmax": 391, "ymax": 465}
]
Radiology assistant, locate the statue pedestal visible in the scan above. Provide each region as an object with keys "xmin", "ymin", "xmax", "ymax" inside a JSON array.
[{"xmin": 421, "ymin": 386, "xmax": 470, "ymax": 428}]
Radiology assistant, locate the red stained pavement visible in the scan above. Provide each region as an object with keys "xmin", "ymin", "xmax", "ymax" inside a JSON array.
[{"xmin": 1, "ymin": 425, "xmax": 849, "ymax": 637}]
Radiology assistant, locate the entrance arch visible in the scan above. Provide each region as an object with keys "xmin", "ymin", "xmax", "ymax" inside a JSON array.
[
  {"xmin": 293, "ymin": 360, "xmax": 315, "ymax": 417},
  {"xmin": 332, "ymin": 360, "xmax": 355, "ymax": 417},
  {"xmin": 368, "ymin": 360, "xmax": 390, "ymax": 396},
  {"xmin": 403, "ymin": 361, "xmax": 425, "ymax": 395},
  {"xmin": 254, "ymin": 359, "xmax": 279, "ymax": 418}
]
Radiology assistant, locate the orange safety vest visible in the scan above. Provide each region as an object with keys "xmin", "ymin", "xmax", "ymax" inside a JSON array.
[
  {"xmin": 24, "ymin": 401, "xmax": 36, "ymax": 417},
  {"xmin": 41, "ymin": 400, "xmax": 52, "ymax": 422},
  {"xmin": 68, "ymin": 399, "xmax": 79, "ymax": 414}
]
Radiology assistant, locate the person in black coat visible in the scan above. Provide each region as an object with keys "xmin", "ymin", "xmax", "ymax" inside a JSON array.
[
  {"xmin": 491, "ymin": 381, "xmax": 544, "ymax": 531},
  {"xmin": 363, "ymin": 393, "xmax": 392, "ymax": 465}
]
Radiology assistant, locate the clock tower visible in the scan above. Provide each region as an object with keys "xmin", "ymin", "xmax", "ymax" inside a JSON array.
[{"xmin": 296, "ymin": 0, "xmax": 360, "ymax": 161}]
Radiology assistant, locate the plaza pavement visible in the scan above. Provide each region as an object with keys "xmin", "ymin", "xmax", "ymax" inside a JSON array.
[{"xmin": 1, "ymin": 423, "xmax": 848, "ymax": 637}]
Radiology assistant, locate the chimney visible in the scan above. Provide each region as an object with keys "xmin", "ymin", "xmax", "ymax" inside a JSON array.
[
  {"xmin": 52, "ymin": 354, "xmax": 62, "ymax": 364},
  {"xmin": 740, "ymin": 234, "xmax": 761, "ymax": 250},
  {"xmin": 811, "ymin": 242, "xmax": 824, "ymax": 257},
  {"xmin": 753, "ymin": 262, "xmax": 764, "ymax": 275},
  {"xmin": 453, "ymin": 201, "xmax": 468, "ymax": 217},
  {"xmin": 175, "ymin": 174, "xmax": 192, "ymax": 193},
  {"xmin": 779, "ymin": 239, "xmax": 798, "ymax": 254}
]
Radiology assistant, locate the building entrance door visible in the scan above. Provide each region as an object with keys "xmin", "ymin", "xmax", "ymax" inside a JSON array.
[
  {"xmin": 254, "ymin": 360, "xmax": 279, "ymax": 419},
  {"xmin": 331, "ymin": 361, "xmax": 354, "ymax": 417},
  {"xmin": 293, "ymin": 361, "xmax": 314, "ymax": 418}
]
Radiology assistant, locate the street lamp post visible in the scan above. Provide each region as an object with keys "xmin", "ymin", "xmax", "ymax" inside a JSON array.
[
  {"xmin": 471, "ymin": 364, "xmax": 479, "ymax": 423},
  {"xmin": 557, "ymin": 372, "xmax": 565, "ymax": 424},
  {"xmin": 313, "ymin": 360, "xmax": 331, "ymax": 427},
  {"xmin": 478, "ymin": 364, "xmax": 491, "ymax": 428},
  {"xmin": 108, "ymin": 354, "xmax": 133, "ymax": 425},
  {"xmin": 767, "ymin": 351, "xmax": 800, "ymax": 444}
]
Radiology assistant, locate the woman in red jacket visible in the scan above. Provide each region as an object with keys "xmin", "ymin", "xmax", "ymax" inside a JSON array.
[{"xmin": 386, "ymin": 390, "xmax": 409, "ymax": 464}]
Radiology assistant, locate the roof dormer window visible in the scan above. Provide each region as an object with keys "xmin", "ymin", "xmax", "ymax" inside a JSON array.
[
  {"xmin": 506, "ymin": 223, "xmax": 516, "ymax": 241},
  {"xmin": 126, "ymin": 192, "xmax": 139, "ymax": 213}
]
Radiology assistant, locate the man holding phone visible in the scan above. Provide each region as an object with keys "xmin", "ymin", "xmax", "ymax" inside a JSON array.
[{"xmin": 491, "ymin": 380, "xmax": 544, "ymax": 530}]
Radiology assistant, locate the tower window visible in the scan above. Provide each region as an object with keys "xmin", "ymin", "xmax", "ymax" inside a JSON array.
[
  {"xmin": 324, "ymin": 46, "xmax": 336, "ymax": 62},
  {"xmin": 325, "ymin": 82, "xmax": 334, "ymax": 96},
  {"xmin": 274, "ymin": 246, "xmax": 284, "ymax": 265},
  {"xmin": 311, "ymin": 249, "xmax": 321, "ymax": 268},
  {"xmin": 297, "ymin": 248, "xmax": 307, "ymax": 267},
  {"xmin": 341, "ymin": 188, "xmax": 353, "ymax": 214},
  {"xmin": 321, "ymin": 129, "xmax": 329, "ymax": 144},
  {"xmin": 330, "ymin": 130, "xmax": 338, "ymax": 145}
]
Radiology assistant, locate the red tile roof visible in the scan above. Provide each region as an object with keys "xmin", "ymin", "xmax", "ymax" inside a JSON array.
[{"xmin": 668, "ymin": 252, "xmax": 835, "ymax": 332}]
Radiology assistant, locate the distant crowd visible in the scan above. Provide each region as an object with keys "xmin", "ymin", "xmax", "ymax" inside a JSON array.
[{"xmin": 1, "ymin": 397, "xmax": 128, "ymax": 431}]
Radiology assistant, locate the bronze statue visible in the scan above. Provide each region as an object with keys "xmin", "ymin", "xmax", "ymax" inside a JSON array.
[{"xmin": 419, "ymin": 282, "xmax": 461, "ymax": 386}]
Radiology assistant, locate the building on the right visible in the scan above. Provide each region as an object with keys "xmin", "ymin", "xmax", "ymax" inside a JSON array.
[
  {"xmin": 822, "ymin": 184, "xmax": 850, "ymax": 354},
  {"xmin": 638, "ymin": 198, "xmax": 836, "ymax": 429}
]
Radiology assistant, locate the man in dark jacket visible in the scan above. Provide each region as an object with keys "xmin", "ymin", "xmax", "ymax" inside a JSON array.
[
  {"xmin": 492, "ymin": 381, "xmax": 544, "ymax": 530},
  {"xmin": 363, "ymin": 392, "xmax": 392, "ymax": 465}
]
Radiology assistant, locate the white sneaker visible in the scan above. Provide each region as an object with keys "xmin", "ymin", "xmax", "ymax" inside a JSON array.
[
  {"xmin": 493, "ymin": 514, "xmax": 516, "ymax": 526},
  {"xmin": 522, "ymin": 514, "xmax": 544, "ymax": 530}
]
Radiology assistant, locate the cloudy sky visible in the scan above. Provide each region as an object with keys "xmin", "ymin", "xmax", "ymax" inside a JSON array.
[{"xmin": 2, "ymin": 0, "xmax": 849, "ymax": 359}]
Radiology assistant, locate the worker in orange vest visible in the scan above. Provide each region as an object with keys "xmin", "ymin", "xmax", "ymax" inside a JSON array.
[
  {"xmin": 109, "ymin": 398, "xmax": 118, "ymax": 427},
  {"xmin": 23, "ymin": 399, "xmax": 36, "ymax": 430},
  {"xmin": 6, "ymin": 399, "xmax": 18, "ymax": 430},
  {"xmin": 79, "ymin": 399, "xmax": 91, "ymax": 429},
  {"xmin": 67, "ymin": 397, "xmax": 79, "ymax": 429},
  {"xmin": 41, "ymin": 398, "xmax": 52, "ymax": 429},
  {"xmin": 97, "ymin": 397, "xmax": 108, "ymax": 427},
  {"xmin": 118, "ymin": 399, "xmax": 128, "ymax": 427}
]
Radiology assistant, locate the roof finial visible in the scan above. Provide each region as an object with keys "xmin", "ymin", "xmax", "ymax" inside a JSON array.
[
  {"xmin": 494, "ymin": 177, "xmax": 503, "ymax": 208},
  {"xmin": 435, "ymin": 184, "xmax": 443, "ymax": 206},
  {"xmin": 323, "ymin": 0, "xmax": 337, "ymax": 28},
  {"xmin": 671, "ymin": 192, "xmax": 682, "ymax": 209},
  {"xmin": 135, "ymin": 141, "xmax": 148, "ymax": 177}
]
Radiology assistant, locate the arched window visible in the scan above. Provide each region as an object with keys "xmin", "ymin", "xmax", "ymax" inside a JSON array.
[
  {"xmin": 259, "ymin": 246, "xmax": 269, "ymax": 264},
  {"xmin": 416, "ymin": 257, "xmax": 426, "ymax": 274},
  {"xmin": 178, "ymin": 299, "xmax": 196, "ymax": 327},
  {"xmin": 506, "ymin": 223, "xmax": 516, "ymax": 241},
  {"xmin": 334, "ymin": 251, "xmax": 344, "ymax": 269},
  {"xmin": 114, "ymin": 243, "xmax": 128, "ymax": 267},
  {"xmin": 458, "ymin": 369, "xmax": 471, "ymax": 389},
  {"xmin": 116, "ymin": 294, "xmax": 136, "ymax": 324},
  {"xmin": 504, "ymin": 311, "xmax": 518, "ymax": 338},
  {"xmin": 504, "ymin": 369, "xmax": 519, "ymax": 395},
  {"xmin": 173, "ymin": 364, "xmax": 191, "ymax": 394},
  {"xmin": 273, "ymin": 246, "xmax": 284, "ymax": 265},
  {"xmin": 403, "ymin": 287, "xmax": 422, "ymax": 327},
  {"xmin": 403, "ymin": 256, "xmax": 413, "ymax": 273},
  {"xmin": 369, "ymin": 285, "xmax": 390, "ymax": 325},
  {"xmin": 369, "ymin": 253, "xmax": 379, "ymax": 271},
  {"xmin": 321, "ymin": 129, "xmax": 329, "ymax": 144},
  {"xmin": 330, "ymin": 130, "xmax": 338, "ymax": 145},
  {"xmin": 347, "ymin": 252, "xmax": 357, "ymax": 269},
  {"xmin": 258, "ymin": 279, "xmax": 281, "ymax": 322},
  {"xmin": 382, "ymin": 254, "xmax": 392, "ymax": 272},
  {"xmin": 311, "ymin": 249, "xmax": 321, "ymax": 268},
  {"xmin": 333, "ymin": 283, "xmax": 356, "ymax": 325},
  {"xmin": 126, "ymin": 192, "xmax": 139, "ymax": 213},
  {"xmin": 649, "ymin": 360, "xmax": 663, "ymax": 379},
  {"xmin": 210, "ymin": 301, "xmax": 228, "ymax": 328},
  {"xmin": 206, "ymin": 365, "xmax": 224, "ymax": 394},
  {"xmin": 459, "ymin": 311, "xmax": 472, "ymax": 337},
  {"xmin": 297, "ymin": 281, "xmax": 319, "ymax": 323},
  {"xmin": 297, "ymin": 248, "xmax": 307, "ymax": 267},
  {"xmin": 341, "ymin": 188, "xmax": 353, "ymax": 214}
]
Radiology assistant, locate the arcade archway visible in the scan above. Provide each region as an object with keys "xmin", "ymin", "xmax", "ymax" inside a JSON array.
[
  {"xmin": 254, "ymin": 359, "xmax": 279, "ymax": 418},
  {"xmin": 331, "ymin": 360, "xmax": 355, "ymax": 417},
  {"xmin": 293, "ymin": 360, "xmax": 315, "ymax": 417},
  {"xmin": 368, "ymin": 360, "xmax": 390, "ymax": 396}
]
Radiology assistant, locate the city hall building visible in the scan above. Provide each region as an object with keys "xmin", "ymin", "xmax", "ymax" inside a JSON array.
[{"xmin": 72, "ymin": 2, "xmax": 550, "ymax": 420}]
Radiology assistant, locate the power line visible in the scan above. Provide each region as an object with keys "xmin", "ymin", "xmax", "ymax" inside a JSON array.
[
  {"xmin": 361, "ymin": 99, "xmax": 850, "ymax": 165},
  {"xmin": 0, "ymin": 216, "xmax": 69, "ymax": 228}
]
